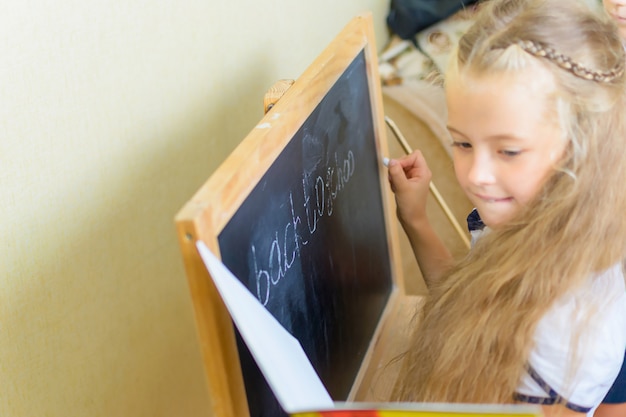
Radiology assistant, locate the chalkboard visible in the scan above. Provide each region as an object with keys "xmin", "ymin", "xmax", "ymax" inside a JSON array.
[
  {"xmin": 218, "ymin": 50, "xmax": 392, "ymax": 417},
  {"xmin": 175, "ymin": 14, "xmax": 403, "ymax": 417}
]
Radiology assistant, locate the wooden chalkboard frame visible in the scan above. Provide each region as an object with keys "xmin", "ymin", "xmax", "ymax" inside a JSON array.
[{"xmin": 175, "ymin": 13, "xmax": 410, "ymax": 417}]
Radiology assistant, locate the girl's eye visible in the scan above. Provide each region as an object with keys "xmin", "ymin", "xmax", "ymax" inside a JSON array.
[
  {"xmin": 451, "ymin": 141, "xmax": 472, "ymax": 150},
  {"xmin": 500, "ymin": 149, "xmax": 521, "ymax": 157}
]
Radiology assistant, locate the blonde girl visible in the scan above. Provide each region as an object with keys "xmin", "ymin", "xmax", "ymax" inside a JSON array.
[{"xmin": 387, "ymin": 0, "xmax": 626, "ymax": 416}]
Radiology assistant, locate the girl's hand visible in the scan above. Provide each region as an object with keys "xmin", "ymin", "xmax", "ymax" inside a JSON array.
[{"xmin": 387, "ymin": 150, "xmax": 432, "ymax": 227}]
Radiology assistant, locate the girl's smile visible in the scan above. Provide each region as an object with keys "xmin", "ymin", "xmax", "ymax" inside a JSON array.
[{"xmin": 472, "ymin": 193, "xmax": 513, "ymax": 203}]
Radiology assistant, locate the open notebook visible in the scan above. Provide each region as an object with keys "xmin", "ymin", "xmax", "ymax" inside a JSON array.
[{"xmin": 196, "ymin": 241, "xmax": 542, "ymax": 417}]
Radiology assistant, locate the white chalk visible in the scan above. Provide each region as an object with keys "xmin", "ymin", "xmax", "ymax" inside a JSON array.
[{"xmin": 382, "ymin": 157, "xmax": 390, "ymax": 167}]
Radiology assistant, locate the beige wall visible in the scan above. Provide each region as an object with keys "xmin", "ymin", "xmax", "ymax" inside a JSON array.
[{"xmin": 1, "ymin": 1, "xmax": 389, "ymax": 416}]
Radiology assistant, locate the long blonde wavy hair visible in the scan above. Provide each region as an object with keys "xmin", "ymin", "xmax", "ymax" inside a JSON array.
[{"xmin": 393, "ymin": 0, "xmax": 626, "ymax": 404}]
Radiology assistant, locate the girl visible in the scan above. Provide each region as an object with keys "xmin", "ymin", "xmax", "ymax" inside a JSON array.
[{"xmin": 387, "ymin": 0, "xmax": 626, "ymax": 416}]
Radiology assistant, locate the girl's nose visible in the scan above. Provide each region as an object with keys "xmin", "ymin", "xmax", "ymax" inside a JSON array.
[{"xmin": 467, "ymin": 154, "xmax": 496, "ymax": 186}]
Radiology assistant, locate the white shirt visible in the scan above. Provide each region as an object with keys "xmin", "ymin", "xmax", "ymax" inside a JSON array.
[
  {"xmin": 468, "ymin": 212, "xmax": 626, "ymax": 414},
  {"xmin": 515, "ymin": 264, "xmax": 626, "ymax": 415}
]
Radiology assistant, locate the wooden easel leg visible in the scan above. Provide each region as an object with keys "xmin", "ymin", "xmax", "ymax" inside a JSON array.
[{"xmin": 385, "ymin": 116, "xmax": 471, "ymax": 249}]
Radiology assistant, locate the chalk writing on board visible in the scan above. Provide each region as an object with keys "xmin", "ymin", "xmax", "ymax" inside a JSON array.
[
  {"xmin": 252, "ymin": 149, "xmax": 356, "ymax": 305},
  {"xmin": 304, "ymin": 150, "xmax": 356, "ymax": 231}
]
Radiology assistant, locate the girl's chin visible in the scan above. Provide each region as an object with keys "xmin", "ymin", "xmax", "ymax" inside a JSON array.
[{"xmin": 480, "ymin": 213, "xmax": 514, "ymax": 229}]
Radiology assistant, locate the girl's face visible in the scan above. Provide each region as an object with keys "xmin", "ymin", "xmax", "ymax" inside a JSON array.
[
  {"xmin": 604, "ymin": 0, "xmax": 626, "ymax": 41},
  {"xmin": 446, "ymin": 67, "xmax": 566, "ymax": 228}
]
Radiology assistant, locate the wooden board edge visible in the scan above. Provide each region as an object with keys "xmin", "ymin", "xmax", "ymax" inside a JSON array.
[
  {"xmin": 175, "ymin": 219, "xmax": 250, "ymax": 417},
  {"xmin": 349, "ymin": 293, "xmax": 425, "ymax": 402},
  {"xmin": 359, "ymin": 13, "xmax": 407, "ymax": 295}
]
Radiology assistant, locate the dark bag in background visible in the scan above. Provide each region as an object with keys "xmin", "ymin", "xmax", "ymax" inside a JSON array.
[{"xmin": 387, "ymin": 0, "xmax": 479, "ymax": 40}]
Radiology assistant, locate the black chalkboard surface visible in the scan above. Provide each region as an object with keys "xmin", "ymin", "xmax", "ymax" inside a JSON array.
[
  {"xmin": 175, "ymin": 13, "xmax": 402, "ymax": 417},
  {"xmin": 218, "ymin": 50, "xmax": 393, "ymax": 417}
]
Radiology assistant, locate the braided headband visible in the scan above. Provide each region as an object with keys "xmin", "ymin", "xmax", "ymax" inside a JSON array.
[{"xmin": 517, "ymin": 40, "xmax": 624, "ymax": 83}]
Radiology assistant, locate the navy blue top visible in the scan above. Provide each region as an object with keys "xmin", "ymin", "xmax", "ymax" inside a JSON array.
[{"xmin": 603, "ymin": 351, "xmax": 626, "ymax": 403}]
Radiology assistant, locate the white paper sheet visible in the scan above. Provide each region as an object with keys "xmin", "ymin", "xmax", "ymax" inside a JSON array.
[{"xmin": 196, "ymin": 240, "xmax": 335, "ymax": 413}]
